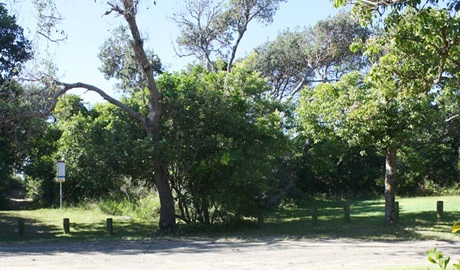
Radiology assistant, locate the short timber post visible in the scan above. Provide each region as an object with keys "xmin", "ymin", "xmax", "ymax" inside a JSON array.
[
  {"xmin": 437, "ymin": 201, "xmax": 444, "ymax": 219},
  {"xmin": 106, "ymin": 218, "xmax": 113, "ymax": 235},
  {"xmin": 312, "ymin": 207, "xmax": 318, "ymax": 225},
  {"xmin": 63, "ymin": 218, "xmax": 70, "ymax": 234},
  {"xmin": 344, "ymin": 205, "xmax": 350, "ymax": 222},
  {"xmin": 18, "ymin": 218, "xmax": 25, "ymax": 236},
  {"xmin": 395, "ymin": 201, "xmax": 399, "ymax": 220},
  {"xmin": 257, "ymin": 213, "xmax": 264, "ymax": 229}
]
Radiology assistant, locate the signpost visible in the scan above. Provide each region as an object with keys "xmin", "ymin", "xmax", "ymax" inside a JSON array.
[{"xmin": 56, "ymin": 160, "xmax": 65, "ymax": 210}]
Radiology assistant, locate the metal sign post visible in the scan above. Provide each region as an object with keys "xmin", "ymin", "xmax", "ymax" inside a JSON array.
[{"xmin": 56, "ymin": 160, "xmax": 66, "ymax": 210}]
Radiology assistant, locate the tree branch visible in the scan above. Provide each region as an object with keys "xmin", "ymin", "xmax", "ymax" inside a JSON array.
[{"xmin": 57, "ymin": 81, "xmax": 146, "ymax": 125}]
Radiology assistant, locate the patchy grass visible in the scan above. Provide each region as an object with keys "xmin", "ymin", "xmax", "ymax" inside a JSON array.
[
  {"xmin": 187, "ymin": 196, "xmax": 460, "ymax": 241},
  {"xmin": 0, "ymin": 206, "xmax": 156, "ymax": 242},
  {"xmin": 1, "ymin": 195, "xmax": 460, "ymax": 243}
]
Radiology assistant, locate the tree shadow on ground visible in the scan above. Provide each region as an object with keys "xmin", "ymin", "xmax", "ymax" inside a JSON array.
[
  {"xmin": 186, "ymin": 200, "xmax": 458, "ymax": 241},
  {"xmin": 0, "ymin": 212, "xmax": 60, "ymax": 241},
  {"xmin": 1, "ymin": 199, "xmax": 458, "ymax": 243}
]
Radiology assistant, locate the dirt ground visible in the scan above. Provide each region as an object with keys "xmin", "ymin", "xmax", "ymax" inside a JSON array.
[{"xmin": 0, "ymin": 239, "xmax": 459, "ymax": 269}]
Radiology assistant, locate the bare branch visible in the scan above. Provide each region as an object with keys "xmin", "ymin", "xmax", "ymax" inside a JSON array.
[
  {"xmin": 37, "ymin": 30, "xmax": 67, "ymax": 43},
  {"xmin": 56, "ymin": 81, "xmax": 146, "ymax": 125},
  {"xmin": 445, "ymin": 114, "xmax": 459, "ymax": 122}
]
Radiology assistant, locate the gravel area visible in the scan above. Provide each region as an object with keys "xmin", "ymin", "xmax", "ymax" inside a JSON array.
[{"xmin": 1, "ymin": 239, "xmax": 459, "ymax": 269}]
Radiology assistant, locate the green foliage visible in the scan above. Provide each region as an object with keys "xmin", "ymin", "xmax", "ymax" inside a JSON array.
[
  {"xmin": 98, "ymin": 192, "xmax": 161, "ymax": 221},
  {"xmin": 55, "ymin": 95, "xmax": 152, "ymax": 203},
  {"xmin": 0, "ymin": 4, "xmax": 33, "ymax": 202},
  {"xmin": 98, "ymin": 25, "xmax": 163, "ymax": 93},
  {"xmin": 159, "ymin": 64, "xmax": 292, "ymax": 224},
  {"xmin": 427, "ymin": 248, "xmax": 460, "ymax": 270},
  {"xmin": 23, "ymin": 123, "xmax": 61, "ymax": 207},
  {"xmin": 0, "ymin": 3, "xmax": 32, "ymax": 83},
  {"xmin": 297, "ymin": 138, "xmax": 384, "ymax": 198},
  {"xmin": 427, "ymin": 248, "xmax": 451, "ymax": 269}
]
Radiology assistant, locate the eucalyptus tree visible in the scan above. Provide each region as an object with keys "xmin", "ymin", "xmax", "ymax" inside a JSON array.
[
  {"xmin": 0, "ymin": 0, "xmax": 176, "ymax": 230},
  {"xmin": 57, "ymin": 1, "xmax": 177, "ymax": 230},
  {"xmin": 172, "ymin": 0, "xmax": 230, "ymax": 72},
  {"xmin": 250, "ymin": 12, "xmax": 371, "ymax": 100},
  {"xmin": 98, "ymin": 25, "xmax": 163, "ymax": 94},
  {"xmin": 300, "ymin": 4, "xmax": 460, "ymax": 223},
  {"xmin": 173, "ymin": 0, "xmax": 286, "ymax": 73}
]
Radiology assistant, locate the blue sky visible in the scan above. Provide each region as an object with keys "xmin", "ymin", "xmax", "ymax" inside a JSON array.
[{"xmin": 13, "ymin": 0, "xmax": 342, "ymax": 104}]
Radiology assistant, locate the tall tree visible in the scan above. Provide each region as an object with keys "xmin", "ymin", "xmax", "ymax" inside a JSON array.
[
  {"xmin": 172, "ymin": 0, "xmax": 230, "ymax": 72},
  {"xmin": 250, "ymin": 12, "xmax": 371, "ymax": 100},
  {"xmin": 98, "ymin": 25, "xmax": 163, "ymax": 94},
  {"xmin": 299, "ymin": 5, "xmax": 460, "ymax": 223},
  {"xmin": 0, "ymin": 3, "xmax": 32, "ymax": 85},
  {"xmin": 2, "ymin": 0, "xmax": 176, "ymax": 230},
  {"xmin": 0, "ymin": 3, "xmax": 33, "ymax": 200},
  {"xmin": 173, "ymin": 0, "xmax": 286, "ymax": 73}
]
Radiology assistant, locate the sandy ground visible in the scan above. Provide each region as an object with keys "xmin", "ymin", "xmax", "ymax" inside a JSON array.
[{"xmin": 0, "ymin": 239, "xmax": 459, "ymax": 270}]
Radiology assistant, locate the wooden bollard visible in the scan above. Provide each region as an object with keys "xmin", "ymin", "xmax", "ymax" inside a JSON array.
[
  {"xmin": 63, "ymin": 218, "xmax": 70, "ymax": 234},
  {"xmin": 437, "ymin": 201, "xmax": 444, "ymax": 219},
  {"xmin": 257, "ymin": 213, "xmax": 264, "ymax": 229},
  {"xmin": 344, "ymin": 205, "xmax": 350, "ymax": 222},
  {"xmin": 106, "ymin": 218, "xmax": 114, "ymax": 235},
  {"xmin": 312, "ymin": 207, "xmax": 318, "ymax": 225},
  {"xmin": 395, "ymin": 201, "xmax": 399, "ymax": 220},
  {"xmin": 18, "ymin": 218, "xmax": 25, "ymax": 236}
]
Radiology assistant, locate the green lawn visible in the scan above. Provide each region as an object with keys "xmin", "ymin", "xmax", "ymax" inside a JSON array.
[{"xmin": 1, "ymin": 195, "xmax": 460, "ymax": 242}]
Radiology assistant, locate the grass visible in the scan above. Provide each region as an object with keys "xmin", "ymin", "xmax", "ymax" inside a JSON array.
[
  {"xmin": 0, "ymin": 205, "xmax": 156, "ymax": 242},
  {"xmin": 1, "ymin": 195, "xmax": 460, "ymax": 243}
]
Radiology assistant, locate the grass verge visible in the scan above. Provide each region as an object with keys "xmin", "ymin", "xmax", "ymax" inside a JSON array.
[{"xmin": 1, "ymin": 195, "xmax": 460, "ymax": 243}]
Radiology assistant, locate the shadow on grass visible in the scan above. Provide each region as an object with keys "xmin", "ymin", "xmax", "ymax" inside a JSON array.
[
  {"xmin": 180, "ymin": 200, "xmax": 459, "ymax": 241},
  {"xmin": 0, "ymin": 211, "xmax": 61, "ymax": 242},
  {"xmin": 1, "ymin": 200, "xmax": 459, "ymax": 243},
  {"xmin": 65, "ymin": 220, "xmax": 156, "ymax": 240},
  {"xmin": 0, "ymin": 211, "xmax": 156, "ymax": 243}
]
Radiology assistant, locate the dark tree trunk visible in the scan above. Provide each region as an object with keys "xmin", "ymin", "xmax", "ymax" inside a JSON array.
[
  {"xmin": 145, "ymin": 98, "xmax": 176, "ymax": 230},
  {"xmin": 121, "ymin": 1, "xmax": 176, "ymax": 230},
  {"xmin": 384, "ymin": 145, "xmax": 397, "ymax": 224}
]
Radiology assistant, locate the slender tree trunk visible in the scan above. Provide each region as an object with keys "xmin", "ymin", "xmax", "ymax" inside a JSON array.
[
  {"xmin": 120, "ymin": 1, "xmax": 176, "ymax": 230},
  {"xmin": 384, "ymin": 145, "xmax": 397, "ymax": 224},
  {"xmin": 146, "ymin": 120, "xmax": 176, "ymax": 230}
]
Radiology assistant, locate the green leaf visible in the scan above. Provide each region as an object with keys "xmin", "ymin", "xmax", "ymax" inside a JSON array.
[
  {"xmin": 428, "ymin": 256, "xmax": 437, "ymax": 264},
  {"xmin": 333, "ymin": 0, "xmax": 345, "ymax": 8},
  {"xmin": 453, "ymin": 262, "xmax": 460, "ymax": 270}
]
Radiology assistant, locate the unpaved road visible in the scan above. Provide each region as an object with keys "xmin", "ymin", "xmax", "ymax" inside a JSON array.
[{"xmin": 0, "ymin": 239, "xmax": 459, "ymax": 269}]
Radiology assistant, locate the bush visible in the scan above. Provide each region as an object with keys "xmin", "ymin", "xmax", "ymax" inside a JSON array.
[
  {"xmin": 25, "ymin": 176, "xmax": 58, "ymax": 208},
  {"xmin": 98, "ymin": 191, "xmax": 161, "ymax": 221}
]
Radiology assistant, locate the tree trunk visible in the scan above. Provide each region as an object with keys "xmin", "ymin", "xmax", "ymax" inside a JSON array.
[
  {"xmin": 153, "ymin": 160, "xmax": 176, "ymax": 230},
  {"xmin": 120, "ymin": 2, "xmax": 176, "ymax": 231},
  {"xmin": 146, "ymin": 121, "xmax": 176, "ymax": 230},
  {"xmin": 384, "ymin": 145, "xmax": 397, "ymax": 224}
]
